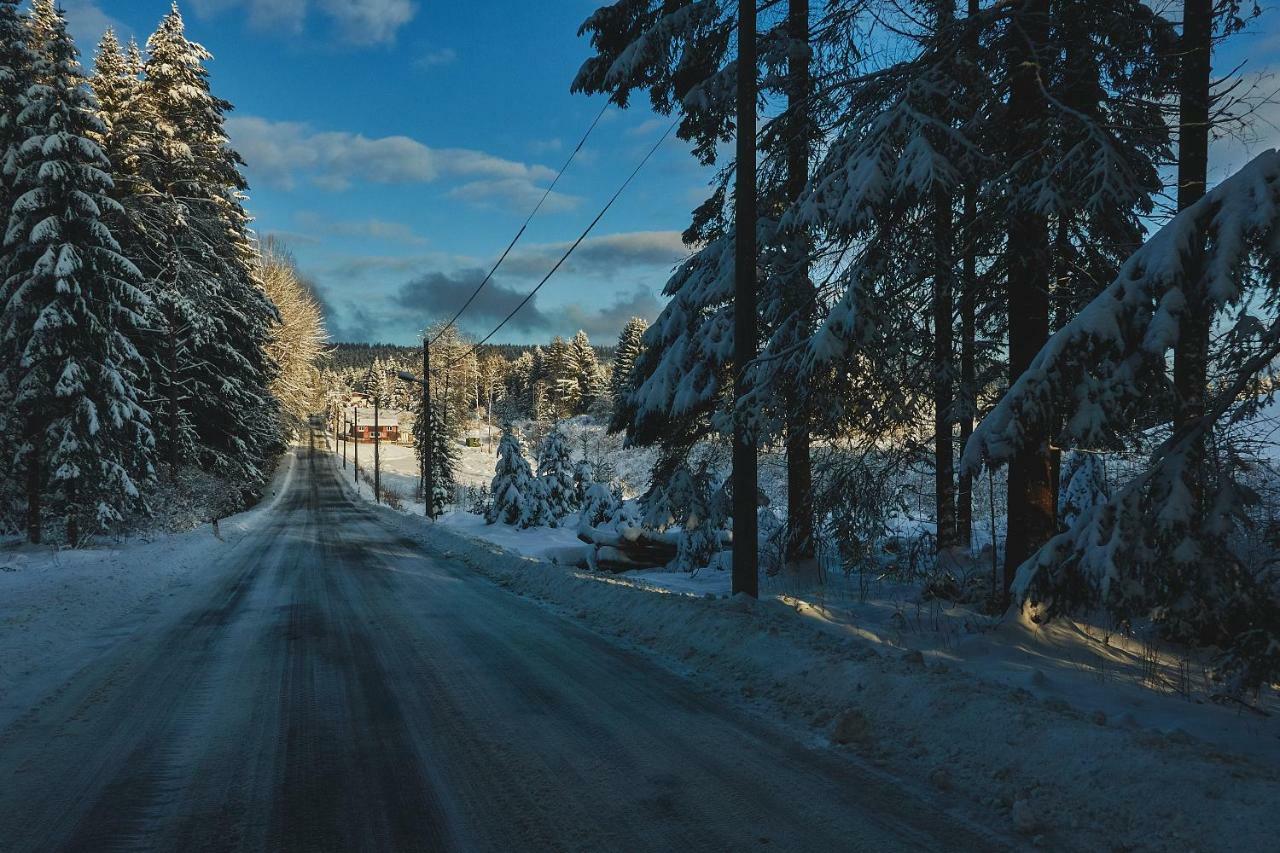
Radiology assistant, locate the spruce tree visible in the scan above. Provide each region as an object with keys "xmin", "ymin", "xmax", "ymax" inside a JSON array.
[
  {"xmin": 568, "ymin": 329, "xmax": 602, "ymax": 414},
  {"xmin": 1, "ymin": 5, "xmax": 153, "ymax": 543},
  {"xmin": 0, "ymin": 0, "xmax": 34, "ymax": 522},
  {"xmin": 135, "ymin": 3, "xmax": 282, "ymax": 485},
  {"xmin": 537, "ymin": 425, "xmax": 577, "ymax": 525},
  {"xmin": 487, "ymin": 424, "xmax": 544, "ymax": 528},
  {"xmin": 610, "ymin": 316, "xmax": 647, "ymax": 404}
]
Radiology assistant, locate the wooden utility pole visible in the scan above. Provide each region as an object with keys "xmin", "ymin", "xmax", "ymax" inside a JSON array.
[
  {"xmin": 424, "ymin": 337, "xmax": 434, "ymax": 519},
  {"xmin": 341, "ymin": 409, "xmax": 347, "ymax": 469},
  {"xmin": 353, "ymin": 405, "xmax": 359, "ymax": 483},
  {"xmin": 374, "ymin": 395, "xmax": 381, "ymax": 504},
  {"xmin": 732, "ymin": 0, "xmax": 759, "ymax": 598}
]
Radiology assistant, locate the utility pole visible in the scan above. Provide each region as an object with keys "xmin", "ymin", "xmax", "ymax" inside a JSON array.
[
  {"xmin": 341, "ymin": 409, "xmax": 347, "ymax": 469},
  {"xmin": 424, "ymin": 336, "xmax": 434, "ymax": 520},
  {"xmin": 353, "ymin": 405, "xmax": 359, "ymax": 484},
  {"xmin": 374, "ymin": 395, "xmax": 381, "ymax": 504},
  {"xmin": 732, "ymin": 0, "xmax": 759, "ymax": 598}
]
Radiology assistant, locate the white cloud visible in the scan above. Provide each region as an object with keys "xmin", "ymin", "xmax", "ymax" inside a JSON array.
[
  {"xmin": 228, "ymin": 116, "xmax": 561, "ymax": 204},
  {"xmin": 294, "ymin": 212, "xmax": 427, "ymax": 245},
  {"xmin": 446, "ymin": 178, "xmax": 581, "ymax": 214},
  {"xmin": 189, "ymin": 0, "xmax": 416, "ymax": 45},
  {"xmin": 416, "ymin": 47, "xmax": 457, "ymax": 69},
  {"xmin": 626, "ymin": 117, "xmax": 669, "ymax": 137},
  {"xmin": 500, "ymin": 230, "xmax": 688, "ymax": 278},
  {"xmin": 61, "ymin": 0, "xmax": 127, "ymax": 51}
]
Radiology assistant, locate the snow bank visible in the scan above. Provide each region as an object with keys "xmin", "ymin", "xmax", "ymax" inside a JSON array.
[
  {"xmin": 0, "ymin": 448, "xmax": 297, "ymax": 728},
  {"xmin": 340, "ymin": 450, "xmax": 1278, "ymax": 853}
]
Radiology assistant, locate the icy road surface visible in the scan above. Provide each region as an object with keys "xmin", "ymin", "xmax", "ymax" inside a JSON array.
[{"xmin": 0, "ymin": 446, "xmax": 998, "ymax": 852}]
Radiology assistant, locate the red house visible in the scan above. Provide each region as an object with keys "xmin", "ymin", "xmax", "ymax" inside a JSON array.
[{"xmin": 346, "ymin": 410, "xmax": 400, "ymax": 442}]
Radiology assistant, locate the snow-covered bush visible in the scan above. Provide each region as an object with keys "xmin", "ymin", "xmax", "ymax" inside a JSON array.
[
  {"xmin": 580, "ymin": 481, "xmax": 623, "ymax": 528},
  {"xmin": 1058, "ymin": 451, "xmax": 1108, "ymax": 530},
  {"xmin": 486, "ymin": 426, "xmax": 545, "ymax": 528},
  {"xmin": 814, "ymin": 449, "xmax": 908, "ymax": 575},
  {"xmin": 641, "ymin": 455, "xmax": 728, "ymax": 572},
  {"xmin": 573, "ymin": 458, "xmax": 595, "ymax": 506}
]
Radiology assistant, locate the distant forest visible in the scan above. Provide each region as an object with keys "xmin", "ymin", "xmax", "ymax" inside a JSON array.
[{"xmin": 329, "ymin": 341, "xmax": 615, "ymax": 371}]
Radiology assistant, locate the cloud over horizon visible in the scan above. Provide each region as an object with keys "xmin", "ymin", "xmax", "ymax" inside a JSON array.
[
  {"xmin": 190, "ymin": 0, "xmax": 416, "ymax": 45},
  {"xmin": 228, "ymin": 116, "xmax": 568, "ymax": 211}
]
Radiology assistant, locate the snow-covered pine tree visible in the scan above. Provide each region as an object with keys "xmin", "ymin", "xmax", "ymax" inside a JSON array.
[
  {"xmin": 1057, "ymin": 451, "xmax": 1106, "ymax": 530},
  {"xmin": 429, "ymin": 401, "xmax": 459, "ymax": 516},
  {"xmin": 134, "ymin": 4, "xmax": 283, "ymax": 486},
  {"xmin": 486, "ymin": 424, "xmax": 545, "ymax": 528},
  {"xmin": 1, "ymin": 5, "xmax": 153, "ymax": 543},
  {"xmin": 640, "ymin": 455, "xmax": 726, "ymax": 572},
  {"xmin": 23, "ymin": 0, "xmax": 58, "ymax": 69},
  {"xmin": 537, "ymin": 425, "xmax": 577, "ymax": 525},
  {"xmin": 610, "ymin": 316, "xmax": 647, "ymax": 405},
  {"xmin": 0, "ymin": 0, "xmax": 34, "ymax": 526},
  {"xmin": 572, "ymin": 456, "xmax": 594, "ymax": 506},
  {"xmin": 580, "ymin": 480, "xmax": 622, "ymax": 529},
  {"xmin": 568, "ymin": 329, "xmax": 603, "ymax": 414},
  {"xmin": 962, "ymin": 151, "xmax": 1280, "ymax": 692},
  {"xmin": 544, "ymin": 335, "xmax": 573, "ymax": 418}
]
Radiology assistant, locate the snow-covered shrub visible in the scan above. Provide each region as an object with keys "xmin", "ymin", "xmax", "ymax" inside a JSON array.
[
  {"xmin": 1058, "ymin": 451, "xmax": 1108, "ymax": 530},
  {"xmin": 573, "ymin": 458, "xmax": 595, "ymax": 506},
  {"xmin": 536, "ymin": 426, "xmax": 577, "ymax": 526},
  {"xmin": 814, "ymin": 449, "xmax": 908, "ymax": 575},
  {"xmin": 580, "ymin": 481, "xmax": 622, "ymax": 528},
  {"xmin": 486, "ymin": 425, "xmax": 545, "ymax": 528},
  {"xmin": 642, "ymin": 455, "xmax": 728, "ymax": 572}
]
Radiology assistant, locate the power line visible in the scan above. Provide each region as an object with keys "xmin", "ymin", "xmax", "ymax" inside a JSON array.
[
  {"xmin": 445, "ymin": 118, "xmax": 679, "ymax": 370},
  {"xmin": 428, "ymin": 101, "xmax": 610, "ymax": 346}
]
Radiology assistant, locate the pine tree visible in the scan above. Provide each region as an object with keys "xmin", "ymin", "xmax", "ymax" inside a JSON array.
[
  {"xmin": 572, "ymin": 457, "xmax": 594, "ymax": 506},
  {"xmin": 1, "ymin": 5, "xmax": 153, "ymax": 543},
  {"xmin": 580, "ymin": 480, "xmax": 622, "ymax": 529},
  {"xmin": 1057, "ymin": 451, "xmax": 1106, "ymax": 530},
  {"xmin": 544, "ymin": 335, "xmax": 572, "ymax": 418},
  {"xmin": 610, "ymin": 316, "xmax": 647, "ymax": 404},
  {"xmin": 134, "ymin": 3, "xmax": 282, "ymax": 485},
  {"xmin": 23, "ymin": 0, "xmax": 58, "ymax": 67},
  {"xmin": 0, "ymin": 0, "xmax": 35, "ymax": 522},
  {"xmin": 568, "ymin": 329, "xmax": 603, "ymax": 414},
  {"xmin": 486, "ymin": 424, "xmax": 544, "ymax": 528},
  {"xmin": 414, "ymin": 398, "xmax": 458, "ymax": 517},
  {"xmin": 537, "ymin": 425, "xmax": 577, "ymax": 525}
]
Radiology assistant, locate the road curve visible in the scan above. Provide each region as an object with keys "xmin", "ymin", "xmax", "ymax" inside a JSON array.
[{"xmin": 0, "ymin": 444, "xmax": 1002, "ymax": 852}]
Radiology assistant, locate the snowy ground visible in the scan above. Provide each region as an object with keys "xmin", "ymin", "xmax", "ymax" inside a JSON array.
[
  {"xmin": 0, "ymin": 449, "xmax": 298, "ymax": 729},
  {"xmin": 328, "ymin": 436, "xmax": 1280, "ymax": 853}
]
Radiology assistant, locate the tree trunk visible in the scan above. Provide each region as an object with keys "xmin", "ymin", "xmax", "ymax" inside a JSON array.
[
  {"xmin": 784, "ymin": 0, "xmax": 815, "ymax": 565},
  {"xmin": 1173, "ymin": 0, "xmax": 1212, "ymax": 510},
  {"xmin": 26, "ymin": 431, "xmax": 41, "ymax": 545},
  {"xmin": 956, "ymin": 0, "xmax": 980, "ymax": 550},
  {"xmin": 732, "ymin": 0, "xmax": 759, "ymax": 597},
  {"xmin": 1002, "ymin": 0, "xmax": 1056, "ymax": 602}
]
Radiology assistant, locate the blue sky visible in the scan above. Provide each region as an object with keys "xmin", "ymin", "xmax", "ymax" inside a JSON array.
[
  {"xmin": 71, "ymin": 0, "xmax": 709, "ymax": 345},
  {"xmin": 52, "ymin": 2, "xmax": 1280, "ymax": 345}
]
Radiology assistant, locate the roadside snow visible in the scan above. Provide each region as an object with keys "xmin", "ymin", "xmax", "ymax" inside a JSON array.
[
  {"xmin": 0, "ymin": 449, "xmax": 297, "ymax": 728},
  {"xmin": 334, "ymin": 445, "xmax": 1279, "ymax": 853}
]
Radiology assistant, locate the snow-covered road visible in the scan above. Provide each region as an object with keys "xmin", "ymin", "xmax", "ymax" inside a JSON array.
[{"xmin": 0, "ymin": 444, "xmax": 1000, "ymax": 852}]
